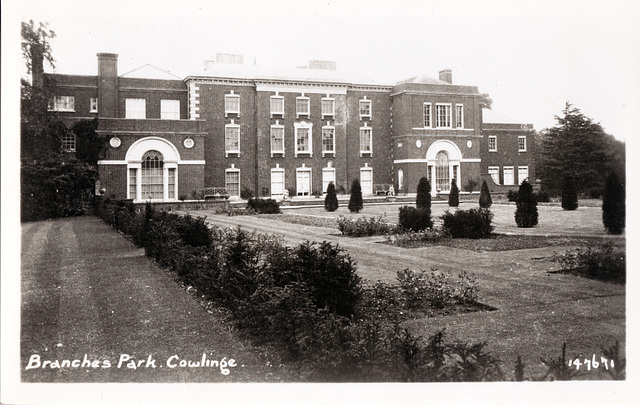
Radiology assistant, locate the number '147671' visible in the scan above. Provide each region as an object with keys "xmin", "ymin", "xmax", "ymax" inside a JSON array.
[{"xmin": 569, "ymin": 355, "xmax": 614, "ymax": 371}]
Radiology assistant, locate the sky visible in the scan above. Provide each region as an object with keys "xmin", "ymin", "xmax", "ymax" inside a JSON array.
[{"xmin": 5, "ymin": 0, "xmax": 639, "ymax": 142}]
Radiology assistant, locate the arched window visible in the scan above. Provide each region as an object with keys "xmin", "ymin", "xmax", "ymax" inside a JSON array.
[
  {"xmin": 435, "ymin": 151, "xmax": 450, "ymax": 192},
  {"xmin": 141, "ymin": 150, "xmax": 164, "ymax": 200}
]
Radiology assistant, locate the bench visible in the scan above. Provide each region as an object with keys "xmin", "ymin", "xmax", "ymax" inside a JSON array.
[
  {"xmin": 374, "ymin": 184, "xmax": 395, "ymax": 196},
  {"xmin": 202, "ymin": 187, "xmax": 230, "ymax": 200}
]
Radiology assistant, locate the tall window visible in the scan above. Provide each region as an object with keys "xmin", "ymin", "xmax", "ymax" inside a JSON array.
[
  {"xmin": 62, "ymin": 133, "xmax": 76, "ymax": 152},
  {"xmin": 360, "ymin": 127, "xmax": 372, "ymax": 154},
  {"xmin": 296, "ymin": 168, "xmax": 311, "ymax": 196},
  {"xmin": 436, "ymin": 104, "xmax": 451, "ymax": 128},
  {"xmin": 168, "ymin": 168, "xmax": 176, "ymax": 199},
  {"xmin": 359, "ymin": 99, "xmax": 372, "ymax": 118},
  {"xmin": 423, "ymin": 103, "xmax": 432, "ymax": 127},
  {"xmin": 271, "ymin": 168, "xmax": 285, "ymax": 197},
  {"xmin": 360, "ymin": 167, "xmax": 373, "ymax": 196},
  {"xmin": 226, "ymin": 170, "xmax": 240, "ymax": 197},
  {"xmin": 488, "ymin": 136, "xmax": 497, "ymax": 152},
  {"xmin": 270, "ymin": 125, "xmax": 284, "ymax": 154},
  {"xmin": 518, "ymin": 136, "xmax": 527, "ymax": 152},
  {"xmin": 296, "ymin": 97, "xmax": 310, "ymax": 117},
  {"xmin": 295, "ymin": 123, "xmax": 312, "ymax": 156},
  {"xmin": 141, "ymin": 151, "xmax": 164, "ymax": 200},
  {"xmin": 488, "ymin": 166, "xmax": 500, "ymax": 184},
  {"xmin": 503, "ymin": 167, "xmax": 515, "ymax": 185},
  {"xmin": 322, "ymin": 126, "xmax": 335, "ymax": 154},
  {"xmin": 90, "ymin": 98, "xmax": 98, "ymax": 113},
  {"xmin": 50, "ymin": 96, "xmax": 75, "ymax": 111},
  {"xmin": 225, "ymin": 94, "xmax": 240, "ymax": 114},
  {"xmin": 518, "ymin": 166, "xmax": 529, "ymax": 184},
  {"xmin": 435, "ymin": 151, "xmax": 450, "ymax": 191},
  {"xmin": 322, "ymin": 168, "xmax": 336, "ymax": 193},
  {"xmin": 455, "ymin": 104, "xmax": 464, "ymax": 128},
  {"xmin": 125, "ymin": 98, "xmax": 146, "ymax": 119},
  {"xmin": 270, "ymin": 96, "xmax": 284, "ymax": 116},
  {"xmin": 129, "ymin": 168, "xmax": 137, "ymax": 199},
  {"xmin": 321, "ymin": 98, "xmax": 335, "ymax": 117},
  {"xmin": 225, "ymin": 124, "xmax": 240, "ymax": 154},
  {"xmin": 161, "ymin": 99, "xmax": 180, "ymax": 120}
]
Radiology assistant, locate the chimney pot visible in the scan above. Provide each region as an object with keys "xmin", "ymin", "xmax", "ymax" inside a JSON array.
[{"xmin": 439, "ymin": 69, "xmax": 452, "ymax": 84}]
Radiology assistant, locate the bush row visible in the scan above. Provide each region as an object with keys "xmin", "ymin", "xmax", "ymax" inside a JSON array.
[
  {"xmin": 337, "ymin": 215, "xmax": 395, "ymax": 237},
  {"xmin": 554, "ymin": 242, "xmax": 625, "ymax": 284}
]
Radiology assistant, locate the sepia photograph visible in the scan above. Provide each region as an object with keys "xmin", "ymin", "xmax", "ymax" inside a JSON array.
[{"xmin": 2, "ymin": 0, "xmax": 637, "ymax": 404}]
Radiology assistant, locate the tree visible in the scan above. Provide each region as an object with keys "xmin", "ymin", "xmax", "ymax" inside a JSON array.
[
  {"xmin": 515, "ymin": 180, "xmax": 538, "ymax": 228},
  {"xmin": 448, "ymin": 179, "xmax": 459, "ymax": 207},
  {"xmin": 348, "ymin": 179, "xmax": 363, "ymax": 213},
  {"xmin": 602, "ymin": 172, "xmax": 625, "ymax": 234},
  {"xmin": 561, "ymin": 175, "xmax": 578, "ymax": 210},
  {"xmin": 416, "ymin": 177, "xmax": 431, "ymax": 210},
  {"xmin": 537, "ymin": 103, "xmax": 625, "ymax": 196},
  {"xmin": 324, "ymin": 182, "xmax": 339, "ymax": 212},
  {"xmin": 479, "ymin": 180, "xmax": 492, "ymax": 208}
]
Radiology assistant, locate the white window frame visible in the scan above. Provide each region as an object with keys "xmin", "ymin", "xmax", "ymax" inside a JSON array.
[
  {"xmin": 270, "ymin": 124, "xmax": 285, "ymax": 156},
  {"xmin": 160, "ymin": 99, "xmax": 180, "ymax": 120},
  {"xmin": 503, "ymin": 166, "xmax": 515, "ymax": 186},
  {"xmin": 270, "ymin": 95, "xmax": 284, "ymax": 116},
  {"xmin": 359, "ymin": 125, "xmax": 372, "ymax": 156},
  {"xmin": 224, "ymin": 93, "xmax": 240, "ymax": 115},
  {"xmin": 127, "ymin": 160, "xmax": 178, "ymax": 202},
  {"xmin": 518, "ymin": 136, "xmax": 527, "ymax": 152},
  {"xmin": 423, "ymin": 102, "xmax": 432, "ymax": 128},
  {"xmin": 296, "ymin": 167, "xmax": 312, "ymax": 197},
  {"xmin": 271, "ymin": 167, "xmax": 285, "ymax": 199},
  {"xmin": 62, "ymin": 132, "xmax": 76, "ymax": 152},
  {"xmin": 225, "ymin": 168, "xmax": 241, "ymax": 197},
  {"xmin": 359, "ymin": 99, "xmax": 372, "ymax": 119},
  {"xmin": 436, "ymin": 103, "xmax": 452, "ymax": 128},
  {"xmin": 321, "ymin": 97, "xmax": 335, "ymax": 117},
  {"xmin": 225, "ymin": 123, "xmax": 240, "ymax": 156},
  {"xmin": 90, "ymin": 97, "xmax": 98, "ymax": 113},
  {"xmin": 360, "ymin": 167, "xmax": 373, "ymax": 196},
  {"xmin": 455, "ymin": 104, "xmax": 464, "ymax": 128},
  {"xmin": 49, "ymin": 96, "xmax": 75, "ymax": 112},
  {"xmin": 296, "ymin": 96, "xmax": 310, "ymax": 118},
  {"xmin": 125, "ymin": 98, "xmax": 146, "ymax": 119},
  {"xmin": 322, "ymin": 167, "xmax": 336, "ymax": 193},
  {"xmin": 294, "ymin": 122, "xmax": 313, "ymax": 157},
  {"xmin": 488, "ymin": 136, "xmax": 497, "ymax": 152},
  {"xmin": 488, "ymin": 166, "xmax": 500, "ymax": 185},
  {"xmin": 518, "ymin": 166, "xmax": 529, "ymax": 185},
  {"xmin": 322, "ymin": 125, "xmax": 335, "ymax": 156}
]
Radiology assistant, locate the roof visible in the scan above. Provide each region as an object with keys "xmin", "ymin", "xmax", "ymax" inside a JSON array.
[
  {"xmin": 482, "ymin": 108, "xmax": 520, "ymax": 124},
  {"xmin": 120, "ymin": 64, "xmax": 182, "ymax": 80},
  {"xmin": 396, "ymin": 74, "xmax": 450, "ymax": 85}
]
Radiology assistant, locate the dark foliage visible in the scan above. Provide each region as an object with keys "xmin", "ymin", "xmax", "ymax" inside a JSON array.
[
  {"xmin": 324, "ymin": 182, "xmax": 339, "ymax": 212},
  {"xmin": 602, "ymin": 172, "xmax": 625, "ymax": 234},
  {"xmin": 515, "ymin": 180, "xmax": 538, "ymax": 228},
  {"xmin": 337, "ymin": 215, "xmax": 394, "ymax": 236},
  {"xmin": 72, "ymin": 119, "xmax": 108, "ymax": 166},
  {"xmin": 555, "ymin": 242, "xmax": 625, "ymax": 284},
  {"xmin": 479, "ymin": 180, "xmax": 492, "ymax": 208},
  {"xmin": 247, "ymin": 198, "xmax": 281, "ymax": 214},
  {"xmin": 398, "ymin": 206, "xmax": 433, "ymax": 232},
  {"xmin": 463, "ymin": 178, "xmax": 479, "ymax": 193},
  {"xmin": 348, "ymin": 179, "xmax": 363, "ymax": 213},
  {"xmin": 540, "ymin": 342, "xmax": 582, "ymax": 381},
  {"xmin": 441, "ymin": 208, "xmax": 494, "ymax": 239},
  {"xmin": 561, "ymin": 175, "xmax": 578, "ymax": 210},
  {"xmin": 448, "ymin": 179, "xmax": 459, "ymax": 207},
  {"xmin": 416, "ymin": 177, "xmax": 431, "ymax": 210},
  {"xmin": 240, "ymin": 186, "xmax": 254, "ymax": 200},
  {"xmin": 506, "ymin": 190, "xmax": 518, "ymax": 202}
]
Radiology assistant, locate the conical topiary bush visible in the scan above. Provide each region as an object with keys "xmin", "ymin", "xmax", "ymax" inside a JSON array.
[
  {"xmin": 448, "ymin": 179, "xmax": 459, "ymax": 207},
  {"xmin": 515, "ymin": 179, "xmax": 538, "ymax": 227},
  {"xmin": 479, "ymin": 180, "xmax": 492, "ymax": 208},
  {"xmin": 348, "ymin": 179, "xmax": 363, "ymax": 213},
  {"xmin": 324, "ymin": 181, "xmax": 339, "ymax": 212}
]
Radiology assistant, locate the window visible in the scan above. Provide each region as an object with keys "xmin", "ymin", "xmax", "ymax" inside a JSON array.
[
  {"xmin": 161, "ymin": 100, "xmax": 180, "ymax": 120},
  {"xmin": 90, "ymin": 98, "xmax": 98, "ymax": 113},
  {"xmin": 271, "ymin": 168, "xmax": 285, "ymax": 198},
  {"xmin": 360, "ymin": 167, "xmax": 373, "ymax": 196},
  {"xmin": 322, "ymin": 168, "xmax": 336, "ymax": 193},
  {"xmin": 125, "ymin": 98, "xmax": 146, "ymax": 119},
  {"xmin": 488, "ymin": 166, "xmax": 500, "ymax": 184},
  {"xmin": 435, "ymin": 151, "xmax": 450, "ymax": 191},
  {"xmin": 296, "ymin": 96, "xmax": 310, "ymax": 117},
  {"xmin": 518, "ymin": 166, "xmax": 529, "ymax": 184},
  {"xmin": 225, "ymin": 170, "xmax": 240, "ymax": 197},
  {"xmin": 436, "ymin": 104, "xmax": 452, "ymax": 128},
  {"xmin": 270, "ymin": 125, "xmax": 284, "ymax": 155},
  {"xmin": 518, "ymin": 136, "xmax": 527, "ymax": 152},
  {"xmin": 225, "ymin": 124, "xmax": 240, "ymax": 154},
  {"xmin": 321, "ymin": 98, "xmax": 335, "ymax": 117},
  {"xmin": 398, "ymin": 169, "xmax": 404, "ymax": 191},
  {"xmin": 270, "ymin": 96, "xmax": 284, "ymax": 116},
  {"xmin": 141, "ymin": 151, "xmax": 164, "ymax": 200},
  {"xmin": 360, "ymin": 127, "xmax": 372, "ymax": 155},
  {"xmin": 296, "ymin": 168, "xmax": 312, "ymax": 196},
  {"xmin": 423, "ymin": 103, "xmax": 432, "ymax": 128},
  {"xmin": 455, "ymin": 104, "xmax": 464, "ymax": 128},
  {"xmin": 62, "ymin": 133, "xmax": 76, "ymax": 152},
  {"xmin": 294, "ymin": 123, "xmax": 312, "ymax": 156},
  {"xmin": 322, "ymin": 126, "xmax": 335, "ymax": 154},
  {"xmin": 503, "ymin": 167, "xmax": 515, "ymax": 186},
  {"xmin": 168, "ymin": 168, "xmax": 176, "ymax": 199},
  {"xmin": 129, "ymin": 168, "xmax": 137, "ymax": 199},
  {"xmin": 488, "ymin": 136, "xmax": 497, "ymax": 152},
  {"xmin": 50, "ymin": 96, "xmax": 75, "ymax": 112},
  {"xmin": 225, "ymin": 93, "xmax": 240, "ymax": 114},
  {"xmin": 359, "ymin": 99, "xmax": 371, "ymax": 118}
]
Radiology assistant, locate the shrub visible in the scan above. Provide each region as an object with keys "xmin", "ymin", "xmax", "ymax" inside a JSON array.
[
  {"xmin": 588, "ymin": 187, "xmax": 604, "ymax": 199},
  {"xmin": 448, "ymin": 179, "xmax": 459, "ymax": 207},
  {"xmin": 416, "ymin": 177, "xmax": 431, "ymax": 210},
  {"xmin": 479, "ymin": 180, "xmax": 492, "ymax": 208},
  {"xmin": 561, "ymin": 175, "xmax": 578, "ymax": 210},
  {"xmin": 463, "ymin": 178, "xmax": 479, "ymax": 193},
  {"xmin": 240, "ymin": 186, "xmax": 255, "ymax": 200},
  {"xmin": 348, "ymin": 179, "xmax": 363, "ymax": 213},
  {"xmin": 324, "ymin": 181, "xmax": 339, "ymax": 212},
  {"xmin": 396, "ymin": 268, "xmax": 459, "ymax": 309},
  {"xmin": 555, "ymin": 242, "xmax": 625, "ymax": 284},
  {"xmin": 536, "ymin": 190, "xmax": 551, "ymax": 203},
  {"xmin": 506, "ymin": 190, "xmax": 519, "ymax": 202},
  {"xmin": 441, "ymin": 208, "xmax": 494, "ymax": 238},
  {"xmin": 384, "ymin": 228, "xmax": 450, "ymax": 247},
  {"xmin": 247, "ymin": 198, "xmax": 281, "ymax": 214},
  {"xmin": 602, "ymin": 172, "xmax": 625, "ymax": 234},
  {"xmin": 515, "ymin": 180, "xmax": 538, "ymax": 227},
  {"xmin": 398, "ymin": 206, "xmax": 433, "ymax": 232},
  {"xmin": 337, "ymin": 215, "xmax": 394, "ymax": 237}
]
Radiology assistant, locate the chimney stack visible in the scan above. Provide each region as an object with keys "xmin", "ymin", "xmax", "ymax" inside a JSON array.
[
  {"xmin": 31, "ymin": 44, "xmax": 44, "ymax": 89},
  {"xmin": 439, "ymin": 69, "xmax": 452, "ymax": 84},
  {"xmin": 97, "ymin": 53, "xmax": 119, "ymax": 117}
]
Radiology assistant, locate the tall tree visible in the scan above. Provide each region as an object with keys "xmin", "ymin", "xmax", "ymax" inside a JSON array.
[
  {"xmin": 561, "ymin": 174, "xmax": 578, "ymax": 210},
  {"xmin": 537, "ymin": 103, "xmax": 625, "ymax": 196}
]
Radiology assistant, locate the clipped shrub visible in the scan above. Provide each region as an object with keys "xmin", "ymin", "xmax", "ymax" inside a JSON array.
[
  {"xmin": 398, "ymin": 206, "xmax": 433, "ymax": 232},
  {"xmin": 416, "ymin": 177, "xmax": 431, "ymax": 210},
  {"xmin": 247, "ymin": 198, "xmax": 281, "ymax": 214},
  {"xmin": 515, "ymin": 180, "xmax": 538, "ymax": 227},
  {"xmin": 441, "ymin": 208, "xmax": 494, "ymax": 238},
  {"xmin": 337, "ymin": 215, "xmax": 394, "ymax": 237},
  {"xmin": 384, "ymin": 228, "xmax": 450, "ymax": 247},
  {"xmin": 463, "ymin": 178, "xmax": 479, "ymax": 193},
  {"xmin": 479, "ymin": 180, "xmax": 492, "ymax": 208},
  {"xmin": 561, "ymin": 175, "xmax": 578, "ymax": 210},
  {"xmin": 448, "ymin": 179, "xmax": 459, "ymax": 207},
  {"xmin": 348, "ymin": 179, "xmax": 364, "ymax": 213},
  {"xmin": 506, "ymin": 190, "xmax": 519, "ymax": 202},
  {"xmin": 240, "ymin": 186, "xmax": 255, "ymax": 200},
  {"xmin": 602, "ymin": 172, "xmax": 625, "ymax": 234},
  {"xmin": 555, "ymin": 242, "xmax": 625, "ymax": 284},
  {"xmin": 324, "ymin": 181, "xmax": 339, "ymax": 212}
]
